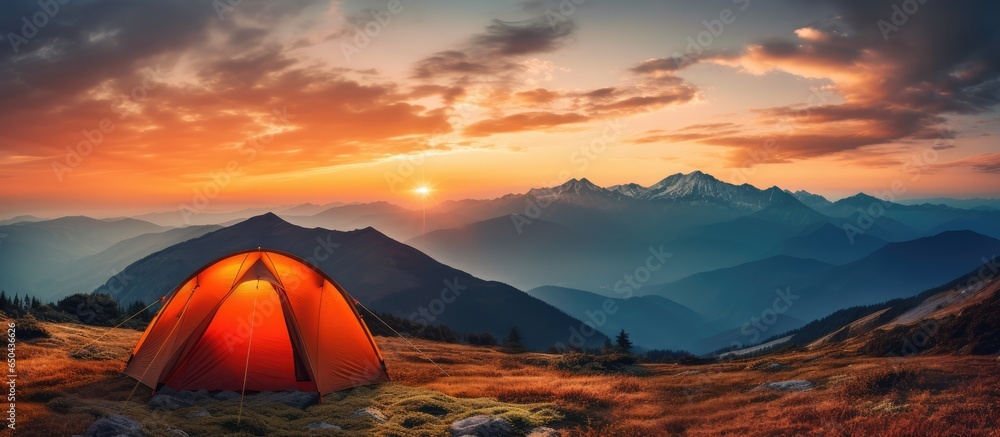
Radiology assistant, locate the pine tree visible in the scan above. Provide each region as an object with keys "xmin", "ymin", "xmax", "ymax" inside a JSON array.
[
  {"xmin": 615, "ymin": 329, "xmax": 633, "ymax": 354},
  {"xmin": 0, "ymin": 291, "xmax": 7, "ymax": 310},
  {"xmin": 603, "ymin": 337, "xmax": 614, "ymax": 354},
  {"xmin": 504, "ymin": 326, "xmax": 525, "ymax": 353}
]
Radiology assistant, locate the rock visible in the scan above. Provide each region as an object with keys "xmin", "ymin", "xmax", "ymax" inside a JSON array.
[
  {"xmin": 528, "ymin": 427, "xmax": 562, "ymax": 436},
  {"xmin": 759, "ymin": 380, "xmax": 814, "ymax": 391},
  {"xmin": 350, "ymin": 407, "xmax": 388, "ymax": 423},
  {"xmin": 747, "ymin": 361, "xmax": 788, "ymax": 372},
  {"xmin": 148, "ymin": 393, "xmax": 196, "ymax": 411},
  {"xmin": 81, "ymin": 414, "xmax": 144, "ymax": 437},
  {"xmin": 212, "ymin": 391, "xmax": 241, "ymax": 401},
  {"xmin": 449, "ymin": 415, "xmax": 514, "ymax": 437},
  {"xmin": 306, "ymin": 422, "xmax": 341, "ymax": 429},
  {"xmin": 166, "ymin": 428, "xmax": 189, "ymax": 436},
  {"xmin": 255, "ymin": 391, "xmax": 319, "ymax": 409},
  {"xmin": 185, "ymin": 409, "xmax": 211, "ymax": 418}
]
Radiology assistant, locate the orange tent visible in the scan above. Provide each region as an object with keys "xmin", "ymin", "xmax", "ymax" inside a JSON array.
[{"xmin": 123, "ymin": 249, "xmax": 389, "ymax": 394}]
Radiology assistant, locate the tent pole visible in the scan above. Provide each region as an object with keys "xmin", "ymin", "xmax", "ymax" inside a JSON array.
[{"xmin": 237, "ymin": 293, "xmax": 260, "ymax": 426}]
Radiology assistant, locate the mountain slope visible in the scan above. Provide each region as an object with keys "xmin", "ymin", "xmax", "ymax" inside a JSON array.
[
  {"xmin": 527, "ymin": 285, "xmax": 703, "ymax": 351},
  {"xmin": 642, "ymin": 255, "xmax": 837, "ymax": 324},
  {"xmin": 756, "ymin": 258, "xmax": 1000, "ymax": 357},
  {"xmin": 769, "ymin": 222, "xmax": 889, "ymax": 265},
  {"xmin": 644, "ymin": 230, "xmax": 1000, "ymax": 336},
  {"xmin": 47, "ymin": 225, "xmax": 221, "ymax": 298},
  {"xmin": 643, "ymin": 190, "xmax": 836, "ymax": 282},
  {"xmin": 410, "ymin": 214, "xmax": 650, "ymax": 291},
  {"xmin": 794, "ymin": 230, "xmax": 1000, "ymax": 320},
  {"xmin": 0, "ymin": 217, "xmax": 166, "ymax": 298},
  {"xmin": 98, "ymin": 213, "xmax": 606, "ymax": 351}
]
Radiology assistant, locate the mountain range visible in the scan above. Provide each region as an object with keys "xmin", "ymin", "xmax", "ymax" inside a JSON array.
[{"xmin": 4, "ymin": 170, "xmax": 1000, "ymax": 353}]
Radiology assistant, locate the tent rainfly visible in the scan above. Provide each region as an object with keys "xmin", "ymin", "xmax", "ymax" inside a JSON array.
[{"xmin": 123, "ymin": 249, "xmax": 389, "ymax": 394}]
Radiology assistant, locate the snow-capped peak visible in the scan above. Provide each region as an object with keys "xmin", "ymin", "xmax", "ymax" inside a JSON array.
[{"xmin": 523, "ymin": 171, "xmax": 813, "ymax": 211}]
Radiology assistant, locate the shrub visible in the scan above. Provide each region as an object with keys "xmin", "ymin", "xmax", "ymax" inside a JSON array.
[
  {"xmin": 14, "ymin": 314, "xmax": 50, "ymax": 340},
  {"xmin": 641, "ymin": 349, "xmax": 703, "ymax": 364},
  {"xmin": 552, "ymin": 352, "xmax": 639, "ymax": 374},
  {"xmin": 465, "ymin": 332, "xmax": 498, "ymax": 346},
  {"xmin": 844, "ymin": 366, "xmax": 918, "ymax": 397},
  {"xmin": 55, "ymin": 294, "xmax": 121, "ymax": 326},
  {"xmin": 29, "ymin": 304, "xmax": 78, "ymax": 323}
]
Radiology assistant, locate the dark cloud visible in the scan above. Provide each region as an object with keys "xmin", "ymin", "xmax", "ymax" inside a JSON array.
[
  {"xmin": 410, "ymin": 17, "xmax": 575, "ymax": 81},
  {"xmin": 411, "ymin": 50, "xmax": 500, "ymax": 80},
  {"xmin": 930, "ymin": 153, "xmax": 1000, "ymax": 174},
  {"xmin": 473, "ymin": 19, "xmax": 575, "ymax": 56}
]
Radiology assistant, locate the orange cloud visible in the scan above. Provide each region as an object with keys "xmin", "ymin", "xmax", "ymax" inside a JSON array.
[{"xmin": 463, "ymin": 112, "xmax": 589, "ymax": 137}]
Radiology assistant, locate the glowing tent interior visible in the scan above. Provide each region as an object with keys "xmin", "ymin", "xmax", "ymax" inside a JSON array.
[{"xmin": 123, "ymin": 249, "xmax": 389, "ymax": 394}]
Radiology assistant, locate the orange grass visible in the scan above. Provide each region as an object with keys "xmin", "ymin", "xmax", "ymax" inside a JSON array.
[{"xmin": 13, "ymin": 321, "xmax": 1000, "ymax": 436}]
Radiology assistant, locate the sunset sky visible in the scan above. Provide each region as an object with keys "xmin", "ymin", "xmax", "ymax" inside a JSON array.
[{"xmin": 1, "ymin": 0, "xmax": 999, "ymax": 217}]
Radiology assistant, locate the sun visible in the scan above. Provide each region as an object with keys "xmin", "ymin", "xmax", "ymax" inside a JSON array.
[{"xmin": 414, "ymin": 185, "xmax": 432, "ymax": 196}]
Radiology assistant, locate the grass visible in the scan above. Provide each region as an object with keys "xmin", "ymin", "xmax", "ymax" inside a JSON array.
[{"xmin": 13, "ymin": 320, "xmax": 1000, "ymax": 436}]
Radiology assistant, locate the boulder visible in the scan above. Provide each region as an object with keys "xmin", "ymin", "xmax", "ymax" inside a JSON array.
[
  {"xmin": 759, "ymin": 380, "xmax": 814, "ymax": 391},
  {"xmin": 81, "ymin": 414, "xmax": 144, "ymax": 437},
  {"xmin": 449, "ymin": 415, "xmax": 514, "ymax": 437}
]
